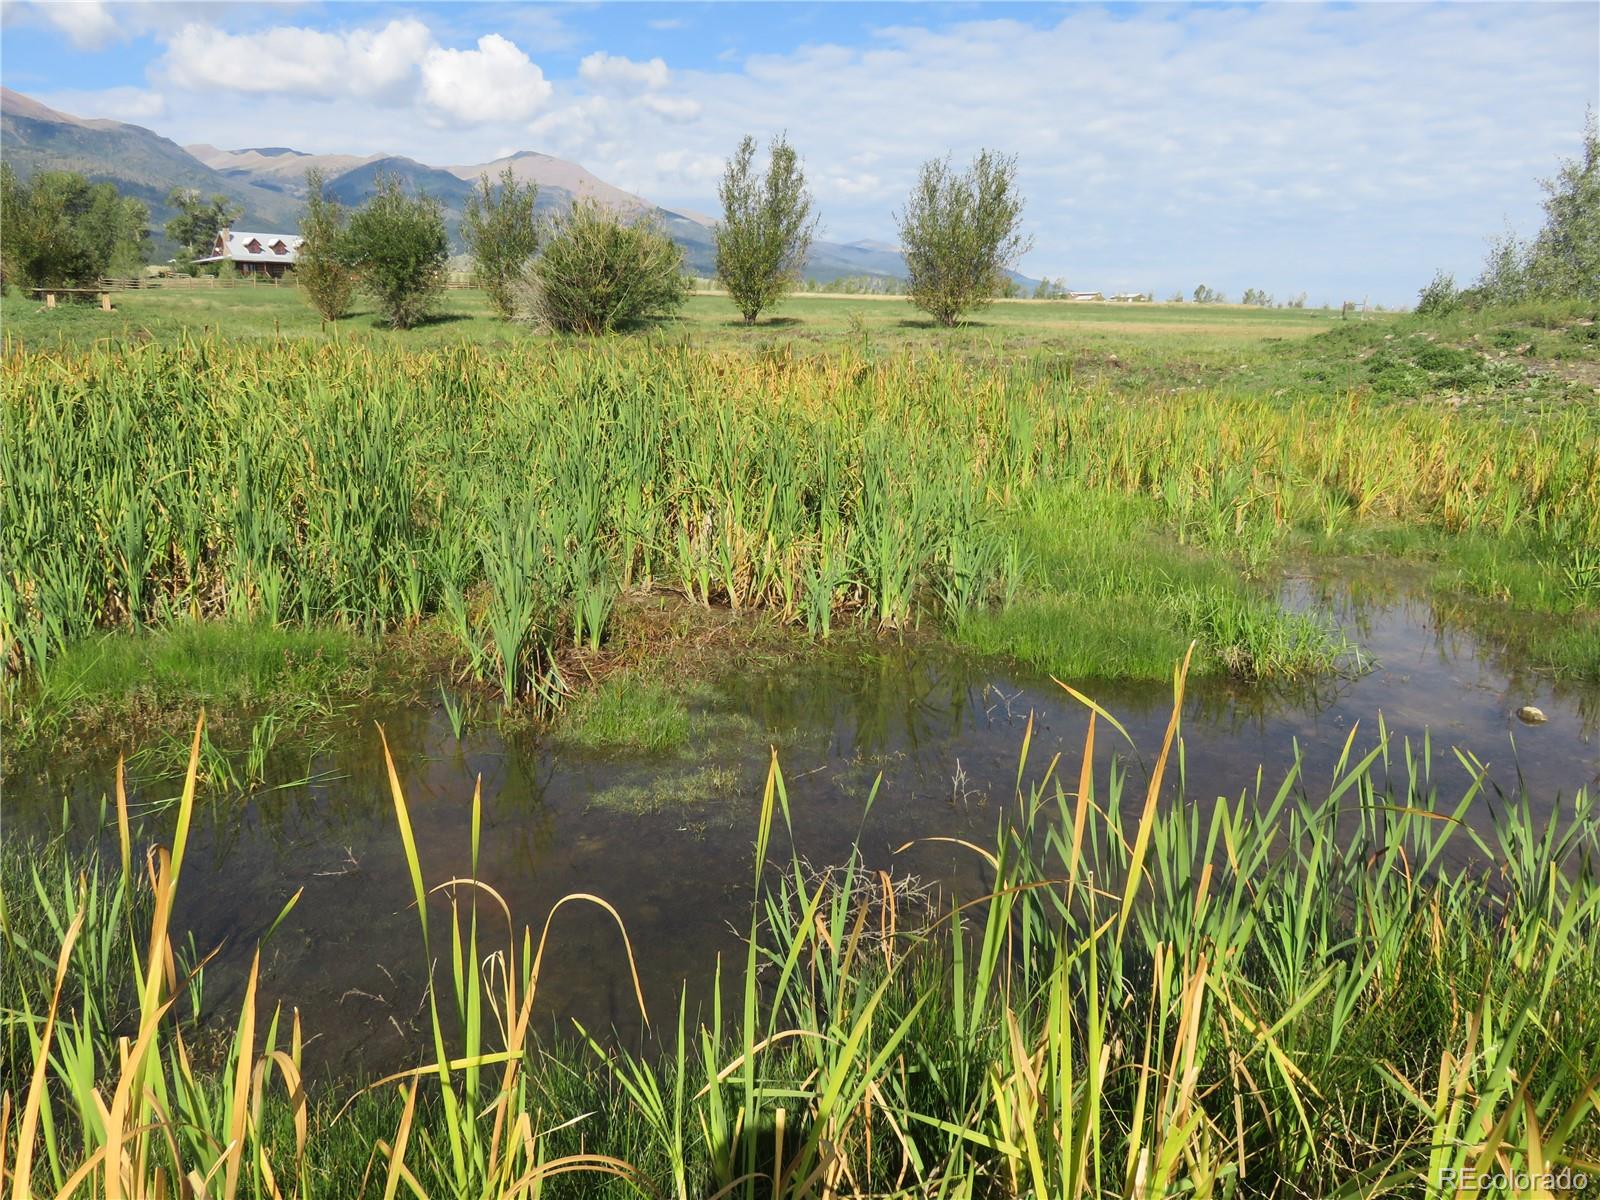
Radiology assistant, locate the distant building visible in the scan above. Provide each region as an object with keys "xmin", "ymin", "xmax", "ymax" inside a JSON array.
[
  {"xmin": 1109, "ymin": 292, "xmax": 1151, "ymax": 303},
  {"xmin": 193, "ymin": 229, "xmax": 303, "ymax": 278},
  {"xmin": 1067, "ymin": 291, "xmax": 1104, "ymax": 302}
]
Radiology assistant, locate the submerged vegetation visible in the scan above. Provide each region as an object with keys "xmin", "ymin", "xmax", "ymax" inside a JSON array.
[{"xmin": 4, "ymin": 678, "xmax": 1598, "ymax": 1197}]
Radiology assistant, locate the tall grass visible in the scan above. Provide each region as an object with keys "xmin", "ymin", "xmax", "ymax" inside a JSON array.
[
  {"xmin": 5, "ymin": 667, "xmax": 1598, "ymax": 1196},
  {"xmin": 4, "ymin": 338, "xmax": 1597, "ymax": 713}
]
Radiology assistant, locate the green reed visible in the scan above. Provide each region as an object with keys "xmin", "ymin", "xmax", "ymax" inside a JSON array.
[{"xmin": 4, "ymin": 338, "xmax": 1596, "ymax": 715}]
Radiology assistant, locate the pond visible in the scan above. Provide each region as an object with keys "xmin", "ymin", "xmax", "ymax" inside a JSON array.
[{"xmin": 6, "ymin": 570, "xmax": 1597, "ymax": 1078}]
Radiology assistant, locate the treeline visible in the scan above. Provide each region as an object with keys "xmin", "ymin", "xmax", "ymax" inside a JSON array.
[
  {"xmin": 334, "ymin": 135, "xmax": 1035, "ymax": 331},
  {"xmin": 0, "ymin": 165, "xmax": 148, "ymax": 288},
  {"xmin": 0, "ymin": 168, "xmax": 281, "ymax": 288},
  {"xmin": 1419, "ymin": 112, "xmax": 1597, "ymax": 314},
  {"xmin": 1172, "ymin": 285, "xmax": 1309, "ymax": 307}
]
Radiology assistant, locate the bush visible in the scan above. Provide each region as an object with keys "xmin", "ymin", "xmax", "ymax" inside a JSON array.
[
  {"xmin": 341, "ymin": 175, "xmax": 448, "ymax": 330},
  {"xmin": 296, "ymin": 168, "xmax": 357, "ymax": 322},
  {"xmin": 1415, "ymin": 269, "xmax": 1461, "ymax": 316},
  {"xmin": 462, "ymin": 166, "xmax": 539, "ymax": 320},
  {"xmin": 896, "ymin": 150, "xmax": 1032, "ymax": 327},
  {"xmin": 528, "ymin": 200, "xmax": 687, "ymax": 334}
]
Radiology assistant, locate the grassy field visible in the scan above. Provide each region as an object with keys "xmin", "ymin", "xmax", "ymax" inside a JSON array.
[{"xmin": 0, "ymin": 281, "xmax": 1339, "ymax": 350}]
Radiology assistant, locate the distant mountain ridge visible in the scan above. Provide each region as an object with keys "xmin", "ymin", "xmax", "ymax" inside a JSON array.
[{"xmin": 2, "ymin": 88, "xmax": 1034, "ymax": 286}]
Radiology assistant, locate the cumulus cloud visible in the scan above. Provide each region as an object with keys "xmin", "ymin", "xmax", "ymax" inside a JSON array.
[
  {"xmin": 421, "ymin": 34, "xmax": 551, "ymax": 123},
  {"xmin": 36, "ymin": 0, "xmax": 119, "ymax": 50},
  {"xmin": 579, "ymin": 51, "xmax": 670, "ymax": 91},
  {"xmin": 161, "ymin": 18, "xmax": 432, "ymax": 100}
]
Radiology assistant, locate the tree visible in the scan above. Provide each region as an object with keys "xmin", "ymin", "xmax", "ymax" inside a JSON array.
[
  {"xmin": 341, "ymin": 175, "xmax": 449, "ymax": 330},
  {"xmin": 1, "ymin": 166, "xmax": 148, "ymax": 288},
  {"xmin": 296, "ymin": 169, "xmax": 357, "ymax": 321},
  {"xmin": 1415, "ymin": 270, "xmax": 1460, "ymax": 316},
  {"xmin": 463, "ymin": 166, "xmax": 540, "ymax": 320},
  {"xmin": 896, "ymin": 150, "xmax": 1032, "ymax": 327},
  {"xmin": 530, "ymin": 200, "xmax": 688, "ymax": 334},
  {"xmin": 164, "ymin": 188, "xmax": 241, "ymax": 270},
  {"xmin": 1526, "ymin": 108, "xmax": 1599, "ymax": 301},
  {"xmin": 713, "ymin": 134, "xmax": 817, "ymax": 325}
]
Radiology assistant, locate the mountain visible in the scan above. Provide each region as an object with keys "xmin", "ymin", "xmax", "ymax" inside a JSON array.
[
  {"xmin": 443, "ymin": 150, "xmax": 653, "ymax": 216},
  {"xmin": 0, "ymin": 88, "xmax": 302, "ymax": 248},
  {"xmin": 187, "ymin": 144, "xmax": 380, "ymax": 193},
  {"xmin": 2, "ymin": 88, "xmax": 1036, "ymax": 286}
]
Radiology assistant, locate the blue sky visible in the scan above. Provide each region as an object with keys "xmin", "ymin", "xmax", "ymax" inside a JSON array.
[{"xmin": 3, "ymin": 1, "xmax": 1596, "ymax": 304}]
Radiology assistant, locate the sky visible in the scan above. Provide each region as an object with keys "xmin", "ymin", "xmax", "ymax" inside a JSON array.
[{"xmin": 2, "ymin": 1, "xmax": 1596, "ymax": 305}]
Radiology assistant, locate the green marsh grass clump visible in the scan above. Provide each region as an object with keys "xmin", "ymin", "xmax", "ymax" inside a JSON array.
[
  {"xmin": 5, "ymin": 675, "xmax": 1599, "ymax": 1198},
  {"xmin": 558, "ymin": 674, "xmax": 708, "ymax": 754},
  {"xmin": 13, "ymin": 620, "xmax": 365, "ymax": 751},
  {"xmin": 956, "ymin": 488, "xmax": 1357, "ymax": 679}
]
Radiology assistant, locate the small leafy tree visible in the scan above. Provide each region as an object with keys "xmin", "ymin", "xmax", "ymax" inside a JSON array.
[
  {"xmin": 342, "ymin": 175, "xmax": 449, "ymax": 330},
  {"xmin": 1526, "ymin": 108, "xmax": 1599, "ymax": 302},
  {"xmin": 896, "ymin": 150, "xmax": 1032, "ymax": 327},
  {"xmin": 1415, "ymin": 270, "xmax": 1460, "ymax": 316},
  {"xmin": 2, "ymin": 166, "xmax": 148, "ymax": 287},
  {"xmin": 164, "ymin": 188, "xmax": 240, "ymax": 271},
  {"xmin": 713, "ymin": 134, "xmax": 817, "ymax": 325},
  {"xmin": 463, "ymin": 166, "xmax": 540, "ymax": 320},
  {"xmin": 530, "ymin": 200, "xmax": 687, "ymax": 334},
  {"xmin": 297, "ymin": 168, "xmax": 357, "ymax": 321}
]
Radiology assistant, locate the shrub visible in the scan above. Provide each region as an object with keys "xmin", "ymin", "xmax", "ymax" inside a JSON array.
[
  {"xmin": 529, "ymin": 200, "xmax": 687, "ymax": 334},
  {"xmin": 462, "ymin": 166, "xmax": 539, "ymax": 320},
  {"xmin": 713, "ymin": 134, "xmax": 817, "ymax": 325},
  {"xmin": 1415, "ymin": 269, "xmax": 1461, "ymax": 316},
  {"xmin": 896, "ymin": 150, "xmax": 1032, "ymax": 327},
  {"xmin": 296, "ymin": 168, "xmax": 357, "ymax": 322},
  {"xmin": 341, "ymin": 175, "xmax": 448, "ymax": 330}
]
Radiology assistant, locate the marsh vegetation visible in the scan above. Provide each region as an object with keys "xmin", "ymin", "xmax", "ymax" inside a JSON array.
[{"xmin": 2, "ymin": 289, "xmax": 1597, "ymax": 1197}]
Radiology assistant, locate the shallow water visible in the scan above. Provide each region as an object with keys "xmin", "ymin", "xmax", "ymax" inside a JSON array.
[{"xmin": 6, "ymin": 573, "xmax": 1597, "ymax": 1076}]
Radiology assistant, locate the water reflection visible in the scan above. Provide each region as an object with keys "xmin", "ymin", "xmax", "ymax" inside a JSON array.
[{"xmin": 4, "ymin": 577, "xmax": 1596, "ymax": 1076}]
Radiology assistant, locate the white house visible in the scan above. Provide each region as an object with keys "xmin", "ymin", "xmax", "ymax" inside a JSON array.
[{"xmin": 193, "ymin": 229, "xmax": 303, "ymax": 278}]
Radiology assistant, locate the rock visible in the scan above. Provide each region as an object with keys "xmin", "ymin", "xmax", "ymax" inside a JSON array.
[{"xmin": 1516, "ymin": 705, "xmax": 1547, "ymax": 725}]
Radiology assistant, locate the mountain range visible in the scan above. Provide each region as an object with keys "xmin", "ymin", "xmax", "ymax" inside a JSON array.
[{"xmin": 1, "ymin": 88, "xmax": 1002, "ymax": 285}]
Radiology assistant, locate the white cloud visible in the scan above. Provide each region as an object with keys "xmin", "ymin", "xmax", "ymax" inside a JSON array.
[
  {"xmin": 421, "ymin": 34, "xmax": 551, "ymax": 124},
  {"xmin": 35, "ymin": 84, "xmax": 165, "ymax": 122},
  {"xmin": 579, "ymin": 51, "xmax": 670, "ymax": 92},
  {"xmin": 35, "ymin": 0, "xmax": 119, "ymax": 50},
  {"xmin": 652, "ymin": 150, "xmax": 723, "ymax": 186},
  {"xmin": 23, "ymin": 4, "xmax": 1596, "ymax": 303},
  {"xmin": 161, "ymin": 18, "xmax": 432, "ymax": 100},
  {"xmin": 643, "ymin": 95, "xmax": 701, "ymax": 123}
]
